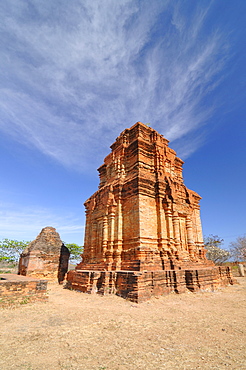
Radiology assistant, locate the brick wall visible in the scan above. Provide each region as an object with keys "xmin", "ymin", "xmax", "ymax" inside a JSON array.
[{"xmin": 0, "ymin": 274, "xmax": 48, "ymax": 304}]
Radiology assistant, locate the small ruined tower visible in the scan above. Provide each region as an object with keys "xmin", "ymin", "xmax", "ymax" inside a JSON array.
[
  {"xmin": 18, "ymin": 226, "xmax": 70, "ymax": 283},
  {"xmin": 67, "ymin": 122, "xmax": 234, "ymax": 302}
]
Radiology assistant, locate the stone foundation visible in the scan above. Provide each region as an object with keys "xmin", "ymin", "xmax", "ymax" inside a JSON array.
[
  {"xmin": 0, "ymin": 274, "xmax": 48, "ymax": 304},
  {"xmin": 67, "ymin": 266, "xmax": 234, "ymax": 303}
]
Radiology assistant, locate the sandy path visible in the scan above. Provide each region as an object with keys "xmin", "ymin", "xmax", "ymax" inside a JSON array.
[{"xmin": 1, "ymin": 277, "xmax": 245, "ymax": 370}]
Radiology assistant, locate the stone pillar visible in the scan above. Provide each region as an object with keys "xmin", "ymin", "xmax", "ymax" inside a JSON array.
[
  {"xmin": 192, "ymin": 208, "xmax": 206, "ymax": 259},
  {"xmin": 186, "ymin": 216, "xmax": 195, "ymax": 258},
  {"xmin": 160, "ymin": 201, "xmax": 168, "ymax": 252},
  {"xmin": 91, "ymin": 223, "xmax": 97, "ymax": 260},
  {"xmin": 164, "ymin": 202, "xmax": 175, "ymax": 251},
  {"xmin": 113, "ymin": 197, "xmax": 123, "ymax": 269},
  {"xmin": 102, "ymin": 214, "xmax": 108, "ymax": 259},
  {"xmin": 155, "ymin": 191, "xmax": 168, "ymax": 252},
  {"xmin": 106, "ymin": 205, "xmax": 116, "ymax": 266},
  {"xmin": 82, "ymin": 209, "xmax": 91, "ymax": 263},
  {"xmin": 238, "ymin": 264, "xmax": 245, "ymax": 277},
  {"xmin": 194, "ymin": 208, "xmax": 204, "ymax": 245},
  {"xmin": 173, "ymin": 212, "xmax": 181, "ymax": 251}
]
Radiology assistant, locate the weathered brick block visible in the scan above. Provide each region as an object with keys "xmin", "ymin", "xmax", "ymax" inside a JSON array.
[{"xmin": 0, "ymin": 274, "xmax": 48, "ymax": 304}]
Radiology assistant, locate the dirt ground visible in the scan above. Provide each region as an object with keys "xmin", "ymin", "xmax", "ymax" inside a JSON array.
[{"xmin": 1, "ymin": 277, "xmax": 245, "ymax": 370}]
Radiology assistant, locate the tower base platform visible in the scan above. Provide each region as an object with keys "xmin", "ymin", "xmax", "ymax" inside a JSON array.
[{"xmin": 66, "ymin": 266, "xmax": 235, "ymax": 303}]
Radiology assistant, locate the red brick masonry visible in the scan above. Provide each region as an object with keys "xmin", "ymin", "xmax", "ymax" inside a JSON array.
[
  {"xmin": 67, "ymin": 122, "xmax": 236, "ymax": 302},
  {"xmin": 18, "ymin": 227, "xmax": 70, "ymax": 283},
  {"xmin": 0, "ymin": 274, "xmax": 48, "ymax": 303},
  {"xmin": 67, "ymin": 266, "xmax": 235, "ymax": 303}
]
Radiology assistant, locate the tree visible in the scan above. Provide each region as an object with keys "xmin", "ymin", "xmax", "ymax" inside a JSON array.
[
  {"xmin": 64, "ymin": 243, "xmax": 83, "ymax": 263},
  {"xmin": 229, "ymin": 235, "xmax": 246, "ymax": 262},
  {"xmin": 204, "ymin": 234, "xmax": 230, "ymax": 265},
  {"xmin": 0, "ymin": 238, "xmax": 84, "ymax": 265},
  {"xmin": 0, "ymin": 239, "xmax": 30, "ymax": 263}
]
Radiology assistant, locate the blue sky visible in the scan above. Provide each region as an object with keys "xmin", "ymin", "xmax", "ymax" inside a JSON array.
[{"xmin": 0, "ymin": 1, "xmax": 245, "ymax": 250}]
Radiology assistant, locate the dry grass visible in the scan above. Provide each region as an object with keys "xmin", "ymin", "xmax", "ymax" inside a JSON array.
[{"xmin": 1, "ymin": 277, "xmax": 245, "ymax": 370}]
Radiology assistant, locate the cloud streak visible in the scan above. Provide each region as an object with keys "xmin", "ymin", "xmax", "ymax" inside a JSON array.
[
  {"xmin": 0, "ymin": 201, "xmax": 84, "ymax": 244},
  {"xmin": 0, "ymin": 0, "xmax": 230, "ymax": 169}
]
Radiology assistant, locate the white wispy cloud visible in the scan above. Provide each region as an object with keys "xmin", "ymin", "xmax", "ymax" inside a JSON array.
[
  {"xmin": 0, "ymin": 0, "xmax": 230, "ymax": 169},
  {"xmin": 0, "ymin": 202, "xmax": 84, "ymax": 244}
]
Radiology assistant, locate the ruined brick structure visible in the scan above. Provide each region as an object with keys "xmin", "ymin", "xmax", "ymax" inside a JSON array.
[
  {"xmin": 67, "ymin": 122, "xmax": 234, "ymax": 302},
  {"xmin": 18, "ymin": 226, "xmax": 70, "ymax": 283},
  {"xmin": 0, "ymin": 274, "xmax": 48, "ymax": 304}
]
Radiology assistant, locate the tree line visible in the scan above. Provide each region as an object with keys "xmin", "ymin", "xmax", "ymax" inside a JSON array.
[{"xmin": 204, "ymin": 234, "xmax": 246, "ymax": 264}]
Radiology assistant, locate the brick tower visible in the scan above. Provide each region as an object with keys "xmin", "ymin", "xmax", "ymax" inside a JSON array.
[{"xmin": 67, "ymin": 122, "xmax": 234, "ymax": 302}]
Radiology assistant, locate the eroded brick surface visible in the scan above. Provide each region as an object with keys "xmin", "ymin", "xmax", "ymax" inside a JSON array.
[
  {"xmin": 18, "ymin": 227, "xmax": 70, "ymax": 282},
  {"xmin": 67, "ymin": 122, "xmax": 235, "ymax": 302},
  {"xmin": 0, "ymin": 274, "xmax": 48, "ymax": 304}
]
